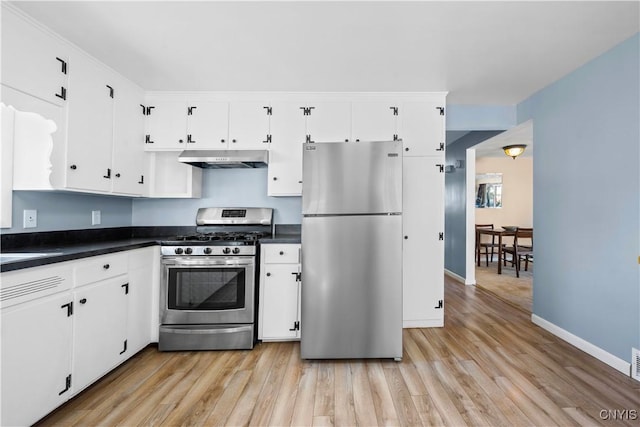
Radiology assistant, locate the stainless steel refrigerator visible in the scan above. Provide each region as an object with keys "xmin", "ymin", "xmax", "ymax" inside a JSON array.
[{"xmin": 301, "ymin": 140, "xmax": 403, "ymax": 360}]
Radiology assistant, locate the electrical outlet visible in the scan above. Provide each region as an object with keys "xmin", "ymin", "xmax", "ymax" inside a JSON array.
[
  {"xmin": 91, "ymin": 210, "xmax": 101, "ymax": 225},
  {"xmin": 23, "ymin": 210, "xmax": 37, "ymax": 228}
]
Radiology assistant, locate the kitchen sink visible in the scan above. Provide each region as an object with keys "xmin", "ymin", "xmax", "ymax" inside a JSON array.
[{"xmin": 0, "ymin": 252, "xmax": 63, "ymax": 264}]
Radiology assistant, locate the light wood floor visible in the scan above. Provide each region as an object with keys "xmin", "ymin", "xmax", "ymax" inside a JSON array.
[
  {"xmin": 37, "ymin": 277, "xmax": 639, "ymax": 426},
  {"xmin": 475, "ymin": 262, "xmax": 532, "ymax": 313}
]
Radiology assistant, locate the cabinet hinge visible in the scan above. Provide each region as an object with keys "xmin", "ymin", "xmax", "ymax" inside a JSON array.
[
  {"xmin": 439, "ymin": 232, "xmax": 444, "ymax": 241},
  {"xmin": 56, "ymin": 57, "xmax": 68, "ymax": 74},
  {"xmin": 55, "ymin": 86, "xmax": 67, "ymax": 100},
  {"xmin": 291, "ymin": 272, "xmax": 301, "ymax": 281},
  {"xmin": 138, "ymin": 175, "xmax": 145, "ymax": 184},
  {"xmin": 289, "ymin": 321, "xmax": 300, "ymax": 331},
  {"xmin": 146, "ymin": 106, "xmax": 155, "ymax": 116},
  {"xmin": 103, "ymin": 168, "xmax": 112, "ymax": 179},
  {"xmin": 264, "ymin": 106, "xmax": 272, "ymax": 115},
  {"xmin": 393, "ymin": 134, "xmax": 399, "ymax": 141},
  {"xmin": 119, "ymin": 340, "xmax": 128, "ymax": 355},
  {"xmin": 305, "ymin": 134, "xmax": 313, "ymax": 143},
  {"xmin": 437, "ymin": 107, "xmax": 445, "ymax": 116},
  {"xmin": 140, "ymin": 104, "xmax": 147, "ymax": 115},
  {"xmin": 187, "ymin": 106, "xmax": 197, "ymax": 115},
  {"xmin": 121, "ymin": 283, "xmax": 129, "ymax": 294},
  {"xmin": 61, "ymin": 301, "xmax": 73, "ymax": 317},
  {"xmin": 145, "ymin": 135, "xmax": 154, "ymax": 144},
  {"xmin": 263, "ymin": 134, "xmax": 272, "ymax": 144},
  {"xmin": 106, "ymin": 85, "xmax": 114, "ymax": 98},
  {"xmin": 187, "ymin": 134, "xmax": 196, "ymax": 144},
  {"xmin": 434, "ymin": 300, "xmax": 443, "ymax": 309},
  {"xmin": 436, "ymin": 164, "xmax": 444, "ymax": 173},
  {"xmin": 436, "ymin": 142, "xmax": 445, "ymax": 151},
  {"xmin": 300, "ymin": 106, "xmax": 315, "ymax": 116},
  {"xmin": 390, "ymin": 106, "xmax": 399, "ymax": 116},
  {"xmin": 58, "ymin": 374, "xmax": 72, "ymax": 395}
]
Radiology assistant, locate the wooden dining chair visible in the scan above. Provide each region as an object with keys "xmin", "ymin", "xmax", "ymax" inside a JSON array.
[
  {"xmin": 475, "ymin": 224, "xmax": 501, "ymax": 266},
  {"xmin": 501, "ymin": 227, "xmax": 533, "ymax": 278}
]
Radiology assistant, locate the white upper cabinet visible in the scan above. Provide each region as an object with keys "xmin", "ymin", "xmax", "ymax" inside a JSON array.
[
  {"xmin": 145, "ymin": 99, "xmax": 188, "ymax": 149},
  {"xmin": 351, "ymin": 101, "xmax": 399, "ymax": 142},
  {"xmin": 305, "ymin": 101, "xmax": 351, "ymax": 143},
  {"xmin": 268, "ymin": 102, "xmax": 307, "ymax": 196},
  {"xmin": 187, "ymin": 101, "xmax": 229, "ymax": 148},
  {"xmin": 399, "ymin": 100, "xmax": 446, "ymax": 156},
  {"xmin": 1, "ymin": 8, "xmax": 69, "ymax": 107},
  {"xmin": 112, "ymin": 75, "xmax": 147, "ymax": 195},
  {"xmin": 66, "ymin": 53, "xmax": 115, "ymax": 193},
  {"xmin": 228, "ymin": 101, "xmax": 271, "ymax": 150}
]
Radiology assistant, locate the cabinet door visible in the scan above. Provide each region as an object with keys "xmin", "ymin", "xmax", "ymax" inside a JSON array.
[
  {"xmin": 306, "ymin": 101, "xmax": 351, "ymax": 143},
  {"xmin": 146, "ymin": 99, "xmax": 187, "ymax": 149},
  {"xmin": 260, "ymin": 264, "xmax": 300, "ymax": 340},
  {"xmin": 228, "ymin": 102, "xmax": 271, "ymax": 150},
  {"xmin": 399, "ymin": 100, "xmax": 446, "ymax": 156},
  {"xmin": 66, "ymin": 54, "xmax": 114, "ymax": 192},
  {"xmin": 127, "ymin": 247, "xmax": 157, "ymax": 354},
  {"xmin": 268, "ymin": 102, "xmax": 306, "ymax": 196},
  {"xmin": 73, "ymin": 277, "xmax": 128, "ymax": 393},
  {"xmin": 402, "ymin": 156, "xmax": 444, "ymax": 326},
  {"xmin": 351, "ymin": 102, "xmax": 398, "ymax": 142},
  {"xmin": 1, "ymin": 9, "xmax": 68, "ymax": 107},
  {"xmin": 112, "ymin": 76, "xmax": 147, "ymax": 195},
  {"xmin": 186, "ymin": 101, "xmax": 229, "ymax": 148},
  {"xmin": 1, "ymin": 293, "xmax": 73, "ymax": 427},
  {"xmin": 148, "ymin": 151, "xmax": 202, "ymax": 198}
]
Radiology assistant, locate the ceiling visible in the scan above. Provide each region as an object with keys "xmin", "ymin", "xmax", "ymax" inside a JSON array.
[{"xmin": 8, "ymin": 1, "xmax": 639, "ymax": 105}]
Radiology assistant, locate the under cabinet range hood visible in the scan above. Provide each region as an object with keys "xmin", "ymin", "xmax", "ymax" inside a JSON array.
[{"xmin": 178, "ymin": 150, "xmax": 268, "ymax": 169}]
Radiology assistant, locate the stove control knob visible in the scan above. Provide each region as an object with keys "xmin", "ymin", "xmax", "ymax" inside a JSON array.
[
  {"xmin": 203, "ymin": 247, "xmax": 212, "ymax": 255},
  {"xmin": 174, "ymin": 247, "xmax": 183, "ymax": 255},
  {"xmin": 222, "ymin": 247, "xmax": 231, "ymax": 254},
  {"xmin": 185, "ymin": 247, "xmax": 193, "ymax": 255},
  {"xmin": 232, "ymin": 247, "xmax": 241, "ymax": 254}
]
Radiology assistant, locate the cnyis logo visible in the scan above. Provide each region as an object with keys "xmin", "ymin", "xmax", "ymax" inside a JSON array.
[
  {"xmin": 305, "ymin": 146, "xmax": 316, "ymax": 151},
  {"xmin": 599, "ymin": 409, "xmax": 638, "ymax": 421},
  {"xmin": 387, "ymin": 153, "xmax": 399, "ymax": 157}
]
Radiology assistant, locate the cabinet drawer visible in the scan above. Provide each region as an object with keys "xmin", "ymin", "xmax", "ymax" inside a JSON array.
[
  {"xmin": 75, "ymin": 252, "xmax": 128, "ymax": 286},
  {"xmin": 262, "ymin": 244, "xmax": 301, "ymax": 264}
]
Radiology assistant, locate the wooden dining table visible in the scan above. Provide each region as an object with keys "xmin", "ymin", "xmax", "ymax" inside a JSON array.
[{"xmin": 476, "ymin": 227, "xmax": 516, "ymax": 274}]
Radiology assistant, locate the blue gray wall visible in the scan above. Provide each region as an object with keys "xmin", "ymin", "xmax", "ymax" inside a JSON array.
[
  {"xmin": 5, "ymin": 191, "xmax": 132, "ymax": 234},
  {"xmin": 518, "ymin": 33, "xmax": 639, "ymax": 361},
  {"xmin": 444, "ymin": 131, "xmax": 503, "ymax": 277},
  {"xmin": 132, "ymin": 168, "xmax": 302, "ymax": 226}
]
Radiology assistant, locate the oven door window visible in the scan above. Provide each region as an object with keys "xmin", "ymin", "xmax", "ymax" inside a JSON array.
[{"xmin": 167, "ymin": 267, "xmax": 246, "ymax": 310}]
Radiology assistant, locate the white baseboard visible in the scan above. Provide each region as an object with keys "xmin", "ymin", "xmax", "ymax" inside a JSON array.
[
  {"xmin": 444, "ymin": 268, "xmax": 475, "ymax": 286},
  {"xmin": 531, "ymin": 314, "xmax": 631, "ymax": 377},
  {"xmin": 403, "ymin": 319, "xmax": 444, "ymax": 328}
]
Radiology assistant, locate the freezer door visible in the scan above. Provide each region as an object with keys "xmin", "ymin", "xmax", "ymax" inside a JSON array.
[
  {"xmin": 301, "ymin": 215, "xmax": 402, "ymax": 359},
  {"xmin": 302, "ymin": 141, "xmax": 402, "ymax": 215}
]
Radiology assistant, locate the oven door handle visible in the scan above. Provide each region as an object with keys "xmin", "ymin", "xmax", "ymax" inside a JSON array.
[{"xmin": 161, "ymin": 258, "xmax": 254, "ymax": 267}]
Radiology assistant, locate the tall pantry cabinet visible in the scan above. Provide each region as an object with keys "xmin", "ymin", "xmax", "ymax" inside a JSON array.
[{"xmin": 400, "ymin": 97, "xmax": 446, "ymax": 328}]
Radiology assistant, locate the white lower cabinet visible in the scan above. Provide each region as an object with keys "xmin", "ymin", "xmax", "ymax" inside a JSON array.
[
  {"xmin": 73, "ymin": 276, "xmax": 129, "ymax": 393},
  {"xmin": 1, "ymin": 292, "xmax": 74, "ymax": 427},
  {"xmin": 0, "ymin": 247, "xmax": 157, "ymax": 426},
  {"xmin": 402, "ymin": 156, "xmax": 445, "ymax": 327},
  {"xmin": 258, "ymin": 244, "xmax": 301, "ymax": 341}
]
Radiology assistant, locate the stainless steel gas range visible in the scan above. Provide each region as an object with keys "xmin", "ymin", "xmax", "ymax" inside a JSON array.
[{"xmin": 158, "ymin": 207, "xmax": 273, "ymax": 351}]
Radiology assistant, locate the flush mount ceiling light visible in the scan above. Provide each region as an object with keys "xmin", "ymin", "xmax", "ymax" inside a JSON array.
[{"xmin": 502, "ymin": 144, "xmax": 527, "ymax": 159}]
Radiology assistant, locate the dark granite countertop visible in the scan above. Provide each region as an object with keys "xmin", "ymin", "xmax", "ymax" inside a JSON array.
[{"xmin": 1, "ymin": 225, "xmax": 302, "ymax": 272}]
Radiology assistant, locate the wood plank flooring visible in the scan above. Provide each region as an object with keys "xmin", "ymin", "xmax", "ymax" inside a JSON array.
[{"xmin": 36, "ymin": 277, "xmax": 639, "ymax": 426}]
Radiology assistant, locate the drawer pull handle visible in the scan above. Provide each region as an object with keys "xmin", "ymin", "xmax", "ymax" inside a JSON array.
[
  {"xmin": 103, "ymin": 264, "xmax": 110, "ymax": 270},
  {"xmin": 279, "ymin": 251, "xmax": 284, "ymax": 255},
  {"xmin": 79, "ymin": 298, "xmax": 87, "ymax": 304},
  {"xmin": 266, "ymin": 272, "xmax": 271, "ymax": 277}
]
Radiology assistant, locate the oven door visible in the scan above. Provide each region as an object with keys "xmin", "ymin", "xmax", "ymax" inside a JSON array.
[{"xmin": 160, "ymin": 256, "xmax": 255, "ymax": 325}]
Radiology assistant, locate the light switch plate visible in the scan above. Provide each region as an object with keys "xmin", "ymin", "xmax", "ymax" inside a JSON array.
[
  {"xmin": 91, "ymin": 210, "xmax": 101, "ymax": 225},
  {"xmin": 23, "ymin": 209, "xmax": 37, "ymax": 228}
]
